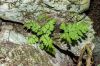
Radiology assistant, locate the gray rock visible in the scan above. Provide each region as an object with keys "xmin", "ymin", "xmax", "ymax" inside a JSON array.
[
  {"xmin": 0, "ymin": 43, "xmax": 53, "ymax": 66},
  {"xmin": 93, "ymin": 37, "xmax": 100, "ymax": 54},
  {"xmin": 91, "ymin": 36, "xmax": 100, "ymax": 66},
  {"xmin": 0, "ymin": 25, "xmax": 27, "ymax": 44},
  {"xmin": 0, "ymin": 0, "xmax": 90, "ymax": 22},
  {"xmin": 43, "ymin": 0, "xmax": 90, "ymax": 13}
]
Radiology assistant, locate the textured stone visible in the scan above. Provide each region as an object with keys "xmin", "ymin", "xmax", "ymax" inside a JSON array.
[
  {"xmin": 0, "ymin": 42, "xmax": 53, "ymax": 66},
  {"xmin": 0, "ymin": 0, "xmax": 90, "ymax": 22},
  {"xmin": 93, "ymin": 36, "xmax": 100, "ymax": 66},
  {"xmin": 0, "ymin": 25, "xmax": 27, "ymax": 44}
]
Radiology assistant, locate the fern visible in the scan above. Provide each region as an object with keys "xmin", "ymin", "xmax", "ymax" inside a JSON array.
[
  {"xmin": 24, "ymin": 17, "xmax": 56, "ymax": 55},
  {"xmin": 24, "ymin": 15, "xmax": 90, "ymax": 55},
  {"xmin": 60, "ymin": 21, "xmax": 89, "ymax": 44}
]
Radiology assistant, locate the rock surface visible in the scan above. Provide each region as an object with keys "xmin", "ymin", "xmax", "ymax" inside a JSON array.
[
  {"xmin": 0, "ymin": 0, "xmax": 95, "ymax": 66},
  {"xmin": 0, "ymin": 42, "xmax": 53, "ymax": 66},
  {"xmin": 0, "ymin": 0, "xmax": 90, "ymax": 22},
  {"xmin": 0, "ymin": 25, "xmax": 26, "ymax": 44},
  {"xmin": 93, "ymin": 36, "xmax": 100, "ymax": 66}
]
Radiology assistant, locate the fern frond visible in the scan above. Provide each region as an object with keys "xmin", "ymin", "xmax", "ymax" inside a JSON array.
[
  {"xmin": 60, "ymin": 21, "xmax": 89, "ymax": 44},
  {"xmin": 40, "ymin": 34, "xmax": 55, "ymax": 55},
  {"xmin": 24, "ymin": 20, "xmax": 40, "ymax": 33}
]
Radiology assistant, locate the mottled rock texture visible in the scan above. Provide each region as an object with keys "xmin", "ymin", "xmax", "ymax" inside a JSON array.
[
  {"xmin": 93, "ymin": 36, "xmax": 100, "ymax": 66},
  {"xmin": 0, "ymin": 25, "xmax": 26, "ymax": 44},
  {"xmin": 0, "ymin": 0, "xmax": 90, "ymax": 22},
  {"xmin": 0, "ymin": 42, "xmax": 53, "ymax": 66}
]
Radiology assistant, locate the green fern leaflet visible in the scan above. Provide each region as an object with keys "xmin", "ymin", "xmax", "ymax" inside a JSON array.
[
  {"xmin": 27, "ymin": 35, "xmax": 39, "ymax": 44},
  {"xmin": 40, "ymin": 34, "xmax": 55, "ymax": 54}
]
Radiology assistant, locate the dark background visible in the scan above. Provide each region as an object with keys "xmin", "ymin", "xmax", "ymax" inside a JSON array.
[{"xmin": 86, "ymin": 0, "xmax": 100, "ymax": 36}]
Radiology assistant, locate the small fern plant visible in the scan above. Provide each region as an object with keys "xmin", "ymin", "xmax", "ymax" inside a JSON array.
[
  {"xmin": 24, "ymin": 18, "xmax": 56, "ymax": 55},
  {"xmin": 60, "ymin": 21, "xmax": 89, "ymax": 44},
  {"xmin": 24, "ymin": 15, "xmax": 90, "ymax": 56}
]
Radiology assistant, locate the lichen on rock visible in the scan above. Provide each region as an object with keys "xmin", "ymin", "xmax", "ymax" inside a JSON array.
[{"xmin": 0, "ymin": 0, "xmax": 90, "ymax": 22}]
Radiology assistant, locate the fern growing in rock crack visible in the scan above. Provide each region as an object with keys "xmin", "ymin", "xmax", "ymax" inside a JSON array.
[
  {"xmin": 24, "ymin": 14, "xmax": 90, "ymax": 56},
  {"xmin": 24, "ymin": 18, "xmax": 56, "ymax": 55}
]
